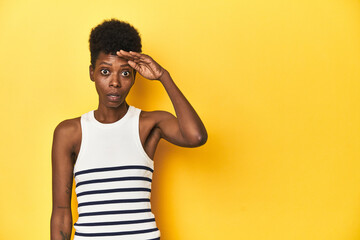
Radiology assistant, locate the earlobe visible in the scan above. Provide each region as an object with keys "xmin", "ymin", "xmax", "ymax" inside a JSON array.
[{"xmin": 89, "ymin": 65, "xmax": 94, "ymax": 81}]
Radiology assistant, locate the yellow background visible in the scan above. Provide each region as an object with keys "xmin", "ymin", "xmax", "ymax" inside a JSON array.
[{"xmin": 0, "ymin": 0, "xmax": 359, "ymax": 239}]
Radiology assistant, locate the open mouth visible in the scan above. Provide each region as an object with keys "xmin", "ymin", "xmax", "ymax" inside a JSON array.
[{"xmin": 107, "ymin": 94, "xmax": 121, "ymax": 101}]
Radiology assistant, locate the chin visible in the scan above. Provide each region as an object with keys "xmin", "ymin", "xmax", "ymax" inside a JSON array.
[{"xmin": 104, "ymin": 101, "xmax": 126, "ymax": 108}]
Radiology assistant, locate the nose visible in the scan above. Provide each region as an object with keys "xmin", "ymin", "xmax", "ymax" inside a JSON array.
[{"xmin": 109, "ymin": 73, "xmax": 121, "ymax": 88}]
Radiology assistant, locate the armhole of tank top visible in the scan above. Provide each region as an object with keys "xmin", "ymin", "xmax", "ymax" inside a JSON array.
[
  {"xmin": 73, "ymin": 114, "xmax": 88, "ymax": 175},
  {"xmin": 133, "ymin": 108, "xmax": 154, "ymax": 165}
]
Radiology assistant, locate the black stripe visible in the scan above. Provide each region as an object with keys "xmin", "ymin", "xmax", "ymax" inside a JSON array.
[
  {"xmin": 74, "ymin": 217, "xmax": 155, "ymax": 226},
  {"xmin": 78, "ymin": 198, "xmax": 150, "ymax": 207},
  {"xmin": 79, "ymin": 208, "xmax": 151, "ymax": 217},
  {"xmin": 147, "ymin": 238, "xmax": 160, "ymax": 240},
  {"xmin": 74, "ymin": 165, "xmax": 153, "ymax": 177},
  {"xmin": 75, "ymin": 227, "xmax": 159, "ymax": 236},
  {"xmin": 77, "ymin": 187, "xmax": 151, "ymax": 197},
  {"xmin": 76, "ymin": 176, "xmax": 152, "ymax": 187}
]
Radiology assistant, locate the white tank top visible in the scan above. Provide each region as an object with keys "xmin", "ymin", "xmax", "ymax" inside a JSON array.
[{"xmin": 73, "ymin": 105, "xmax": 161, "ymax": 240}]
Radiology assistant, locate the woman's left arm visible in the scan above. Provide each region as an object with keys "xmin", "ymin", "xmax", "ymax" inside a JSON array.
[
  {"xmin": 156, "ymin": 70, "xmax": 207, "ymax": 147},
  {"xmin": 117, "ymin": 50, "xmax": 208, "ymax": 147}
]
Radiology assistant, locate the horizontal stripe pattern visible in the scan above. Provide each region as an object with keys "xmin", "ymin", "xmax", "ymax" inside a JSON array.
[
  {"xmin": 78, "ymin": 198, "xmax": 150, "ymax": 207},
  {"xmin": 76, "ymin": 176, "xmax": 152, "ymax": 188},
  {"xmin": 74, "ymin": 217, "xmax": 156, "ymax": 226},
  {"xmin": 73, "ymin": 164, "xmax": 160, "ymax": 239},
  {"xmin": 79, "ymin": 208, "xmax": 152, "ymax": 217},
  {"xmin": 77, "ymin": 187, "xmax": 151, "ymax": 197},
  {"xmin": 74, "ymin": 165, "xmax": 154, "ymax": 177},
  {"xmin": 74, "ymin": 227, "xmax": 159, "ymax": 237}
]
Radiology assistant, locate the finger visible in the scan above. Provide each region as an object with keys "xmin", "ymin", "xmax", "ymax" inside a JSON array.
[
  {"xmin": 119, "ymin": 53, "xmax": 141, "ymax": 62},
  {"xmin": 117, "ymin": 50, "xmax": 130, "ymax": 57},
  {"xmin": 118, "ymin": 49, "xmax": 131, "ymax": 54},
  {"xmin": 116, "ymin": 52, "xmax": 129, "ymax": 60},
  {"xmin": 131, "ymin": 60, "xmax": 141, "ymax": 64},
  {"xmin": 116, "ymin": 50, "xmax": 126, "ymax": 55},
  {"xmin": 127, "ymin": 60, "xmax": 140, "ymax": 71},
  {"xmin": 117, "ymin": 53, "xmax": 139, "ymax": 62},
  {"xmin": 117, "ymin": 51, "xmax": 149, "ymax": 66},
  {"xmin": 128, "ymin": 51, "xmax": 143, "ymax": 57},
  {"xmin": 119, "ymin": 49, "xmax": 141, "ymax": 57},
  {"xmin": 117, "ymin": 50, "xmax": 135, "ymax": 58},
  {"xmin": 129, "ymin": 51, "xmax": 150, "ymax": 61}
]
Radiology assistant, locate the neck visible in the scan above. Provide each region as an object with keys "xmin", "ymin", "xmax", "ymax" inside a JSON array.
[{"xmin": 94, "ymin": 102, "xmax": 129, "ymax": 123}]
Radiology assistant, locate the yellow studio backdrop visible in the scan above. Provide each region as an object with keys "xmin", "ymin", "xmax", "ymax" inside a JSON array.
[{"xmin": 0, "ymin": 0, "xmax": 359, "ymax": 239}]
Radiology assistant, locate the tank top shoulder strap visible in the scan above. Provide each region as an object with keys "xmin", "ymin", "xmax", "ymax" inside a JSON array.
[
  {"xmin": 128, "ymin": 106, "xmax": 154, "ymax": 164},
  {"xmin": 73, "ymin": 111, "xmax": 91, "ymax": 174},
  {"xmin": 128, "ymin": 105, "xmax": 141, "ymax": 119}
]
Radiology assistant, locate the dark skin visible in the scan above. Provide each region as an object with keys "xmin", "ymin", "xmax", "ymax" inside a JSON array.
[{"xmin": 50, "ymin": 50, "xmax": 207, "ymax": 239}]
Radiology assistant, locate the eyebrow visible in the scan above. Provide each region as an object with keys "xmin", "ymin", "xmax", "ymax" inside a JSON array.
[
  {"xmin": 99, "ymin": 62, "xmax": 112, "ymax": 66},
  {"xmin": 99, "ymin": 62, "xmax": 131, "ymax": 68}
]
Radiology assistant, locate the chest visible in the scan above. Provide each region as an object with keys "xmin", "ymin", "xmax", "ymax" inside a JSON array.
[{"xmin": 71, "ymin": 115, "xmax": 158, "ymax": 163}]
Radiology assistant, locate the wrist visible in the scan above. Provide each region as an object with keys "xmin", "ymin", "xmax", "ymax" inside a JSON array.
[{"xmin": 159, "ymin": 69, "xmax": 170, "ymax": 82}]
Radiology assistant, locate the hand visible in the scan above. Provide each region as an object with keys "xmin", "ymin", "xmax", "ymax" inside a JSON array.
[{"xmin": 116, "ymin": 50, "xmax": 166, "ymax": 80}]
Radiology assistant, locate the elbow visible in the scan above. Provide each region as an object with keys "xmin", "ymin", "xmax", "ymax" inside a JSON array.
[
  {"xmin": 188, "ymin": 131, "xmax": 208, "ymax": 147},
  {"xmin": 197, "ymin": 134, "xmax": 208, "ymax": 147}
]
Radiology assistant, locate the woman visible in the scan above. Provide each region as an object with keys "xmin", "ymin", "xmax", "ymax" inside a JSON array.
[{"xmin": 50, "ymin": 19, "xmax": 207, "ymax": 240}]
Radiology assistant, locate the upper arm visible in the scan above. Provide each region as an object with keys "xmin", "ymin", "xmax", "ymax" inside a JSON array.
[
  {"xmin": 51, "ymin": 120, "xmax": 77, "ymax": 215},
  {"xmin": 151, "ymin": 111, "xmax": 205, "ymax": 147}
]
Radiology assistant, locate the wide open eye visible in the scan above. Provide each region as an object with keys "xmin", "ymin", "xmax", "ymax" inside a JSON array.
[
  {"xmin": 100, "ymin": 69, "xmax": 110, "ymax": 75},
  {"xmin": 121, "ymin": 71, "xmax": 131, "ymax": 77}
]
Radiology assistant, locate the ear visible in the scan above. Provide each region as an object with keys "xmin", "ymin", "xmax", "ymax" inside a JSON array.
[{"xmin": 89, "ymin": 65, "xmax": 94, "ymax": 81}]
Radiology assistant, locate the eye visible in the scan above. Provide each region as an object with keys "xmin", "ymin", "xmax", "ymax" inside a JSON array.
[
  {"xmin": 121, "ymin": 71, "xmax": 131, "ymax": 77},
  {"xmin": 100, "ymin": 69, "xmax": 110, "ymax": 75}
]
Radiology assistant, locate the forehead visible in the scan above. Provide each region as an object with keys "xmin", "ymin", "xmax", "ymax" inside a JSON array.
[{"xmin": 95, "ymin": 51, "xmax": 128, "ymax": 67}]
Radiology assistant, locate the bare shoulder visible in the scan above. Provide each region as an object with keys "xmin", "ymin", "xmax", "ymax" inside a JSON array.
[
  {"xmin": 54, "ymin": 117, "xmax": 81, "ymax": 138},
  {"xmin": 53, "ymin": 117, "xmax": 81, "ymax": 156}
]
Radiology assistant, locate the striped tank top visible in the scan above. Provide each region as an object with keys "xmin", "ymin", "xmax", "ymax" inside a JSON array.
[{"xmin": 73, "ymin": 105, "xmax": 161, "ymax": 240}]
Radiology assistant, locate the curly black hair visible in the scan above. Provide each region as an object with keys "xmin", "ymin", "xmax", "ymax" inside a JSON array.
[{"xmin": 89, "ymin": 19, "xmax": 142, "ymax": 67}]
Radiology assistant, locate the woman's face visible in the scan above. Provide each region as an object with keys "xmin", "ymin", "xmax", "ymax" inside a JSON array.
[{"xmin": 89, "ymin": 51, "xmax": 135, "ymax": 108}]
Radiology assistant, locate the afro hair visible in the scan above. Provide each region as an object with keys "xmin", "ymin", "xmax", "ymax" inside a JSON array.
[{"xmin": 89, "ymin": 19, "xmax": 142, "ymax": 67}]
